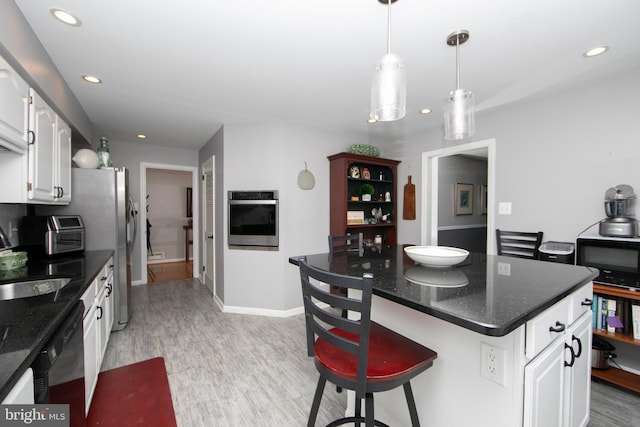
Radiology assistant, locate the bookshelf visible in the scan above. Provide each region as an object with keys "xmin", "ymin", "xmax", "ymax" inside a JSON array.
[{"xmin": 591, "ymin": 283, "xmax": 640, "ymax": 393}]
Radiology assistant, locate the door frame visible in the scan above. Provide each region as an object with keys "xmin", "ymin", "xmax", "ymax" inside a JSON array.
[
  {"xmin": 421, "ymin": 138, "xmax": 497, "ymax": 254},
  {"xmin": 140, "ymin": 162, "xmax": 200, "ymax": 284},
  {"xmin": 201, "ymin": 156, "xmax": 216, "ymax": 297}
]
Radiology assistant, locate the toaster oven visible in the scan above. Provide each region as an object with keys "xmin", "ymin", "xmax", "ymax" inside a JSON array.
[{"xmin": 20, "ymin": 215, "xmax": 85, "ymax": 255}]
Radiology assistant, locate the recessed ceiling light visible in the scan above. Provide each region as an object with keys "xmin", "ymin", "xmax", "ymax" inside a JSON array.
[
  {"xmin": 419, "ymin": 108, "xmax": 432, "ymax": 115},
  {"xmin": 50, "ymin": 8, "xmax": 81, "ymax": 26},
  {"xmin": 82, "ymin": 75, "xmax": 102, "ymax": 84},
  {"xmin": 136, "ymin": 134, "xmax": 147, "ymax": 139},
  {"xmin": 367, "ymin": 118, "xmax": 377, "ymax": 124},
  {"xmin": 583, "ymin": 46, "xmax": 609, "ymax": 57}
]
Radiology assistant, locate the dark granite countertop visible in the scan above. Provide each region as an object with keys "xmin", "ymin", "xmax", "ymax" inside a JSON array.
[
  {"xmin": 0, "ymin": 250, "xmax": 113, "ymax": 401},
  {"xmin": 289, "ymin": 246, "xmax": 598, "ymax": 337}
]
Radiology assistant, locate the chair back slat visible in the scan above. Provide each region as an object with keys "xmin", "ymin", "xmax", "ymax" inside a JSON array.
[
  {"xmin": 328, "ymin": 233, "xmax": 364, "ymax": 255},
  {"xmin": 496, "ymin": 229, "xmax": 543, "ymax": 259},
  {"xmin": 299, "ymin": 258, "xmax": 373, "ymax": 397}
]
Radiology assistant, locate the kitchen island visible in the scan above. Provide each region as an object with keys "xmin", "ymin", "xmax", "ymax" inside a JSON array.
[
  {"xmin": 290, "ymin": 246, "xmax": 597, "ymax": 427},
  {"xmin": 0, "ymin": 250, "xmax": 113, "ymax": 402}
]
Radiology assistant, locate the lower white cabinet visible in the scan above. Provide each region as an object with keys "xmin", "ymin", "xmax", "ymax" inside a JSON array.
[
  {"xmin": 524, "ymin": 290, "xmax": 593, "ymax": 427},
  {"xmin": 83, "ymin": 297, "xmax": 99, "ymax": 412},
  {"xmin": 82, "ymin": 257, "xmax": 114, "ymax": 413}
]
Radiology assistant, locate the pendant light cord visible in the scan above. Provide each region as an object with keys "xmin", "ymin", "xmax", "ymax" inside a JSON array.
[
  {"xmin": 455, "ymin": 37, "xmax": 461, "ymax": 90},
  {"xmin": 387, "ymin": 0, "xmax": 392, "ymax": 54}
]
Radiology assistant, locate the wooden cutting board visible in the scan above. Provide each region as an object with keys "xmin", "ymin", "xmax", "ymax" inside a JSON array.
[{"xmin": 403, "ymin": 175, "xmax": 416, "ymax": 220}]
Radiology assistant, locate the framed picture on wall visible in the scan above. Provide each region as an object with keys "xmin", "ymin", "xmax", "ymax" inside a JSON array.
[
  {"xmin": 186, "ymin": 187, "xmax": 193, "ymax": 218},
  {"xmin": 455, "ymin": 183, "xmax": 474, "ymax": 215},
  {"xmin": 480, "ymin": 184, "xmax": 488, "ymax": 215}
]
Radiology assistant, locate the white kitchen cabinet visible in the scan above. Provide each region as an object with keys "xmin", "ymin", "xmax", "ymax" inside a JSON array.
[
  {"xmin": 564, "ymin": 312, "xmax": 592, "ymax": 427},
  {"xmin": 524, "ymin": 284, "xmax": 593, "ymax": 427},
  {"xmin": 523, "ymin": 311, "xmax": 592, "ymax": 427},
  {"xmin": 0, "ymin": 55, "xmax": 29, "ymax": 154},
  {"xmin": 0, "ymin": 55, "xmax": 71, "ymax": 204},
  {"xmin": 83, "ymin": 292, "xmax": 99, "ymax": 413},
  {"xmin": 28, "ymin": 90, "xmax": 71, "ymax": 203},
  {"xmin": 0, "ymin": 56, "xmax": 30, "ymax": 203},
  {"xmin": 55, "ymin": 115, "xmax": 72, "ymax": 203},
  {"xmin": 82, "ymin": 256, "xmax": 114, "ymax": 413}
]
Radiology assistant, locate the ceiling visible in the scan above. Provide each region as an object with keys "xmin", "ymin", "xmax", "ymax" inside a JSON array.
[{"xmin": 13, "ymin": 0, "xmax": 640, "ymax": 151}]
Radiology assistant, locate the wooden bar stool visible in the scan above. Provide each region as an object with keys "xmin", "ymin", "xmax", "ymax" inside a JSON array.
[{"xmin": 298, "ymin": 258, "xmax": 438, "ymax": 427}]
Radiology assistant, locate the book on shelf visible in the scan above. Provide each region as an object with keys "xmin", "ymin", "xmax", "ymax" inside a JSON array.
[
  {"xmin": 593, "ymin": 291, "xmax": 640, "ymax": 339},
  {"xmin": 633, "ymin": 304, "xmax": 640, "ymax": 340}
]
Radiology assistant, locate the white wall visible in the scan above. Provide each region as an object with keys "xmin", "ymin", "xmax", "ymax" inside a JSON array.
[
  {"xmin": 209, "ymin": 121, "xmax": 361, "ymax": 312},
  {"xmin": 146, "ymin": 169, "xmax": 192, "ymax": 261},
  {"xmin": 390, "ymin": 61, "xmax": 640, "ymax": 246}
]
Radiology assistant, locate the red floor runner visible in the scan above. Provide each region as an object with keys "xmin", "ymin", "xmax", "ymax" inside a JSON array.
[{"xmin": 87, "ymin": 357, "xmax": 177, "ymax": 427}]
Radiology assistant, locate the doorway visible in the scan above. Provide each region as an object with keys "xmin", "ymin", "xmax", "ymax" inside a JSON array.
[
  {"xmin": 421, "ymin": 139, "xmax": 496, "ymax": 254},
  {"xmin": 140, "ymin": 163, "xmax": 199, "ymax": 284},
  {"xmin": 202, "ymin": 157, "xmax": 215, "ymax": 296}
]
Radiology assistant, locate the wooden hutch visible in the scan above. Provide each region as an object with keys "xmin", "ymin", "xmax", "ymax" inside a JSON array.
[{"xmin": 328, "ymin": 152, "xmax": 400, "ymax": 246}]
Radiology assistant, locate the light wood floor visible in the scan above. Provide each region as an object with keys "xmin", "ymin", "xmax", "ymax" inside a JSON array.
[
  {"xmin": 102, "ymin": 279, "xmax": 640, "ymax": 427},
  {"xmin": 147, "ymin": 261, "xmax": 193, "ymax": 283}
]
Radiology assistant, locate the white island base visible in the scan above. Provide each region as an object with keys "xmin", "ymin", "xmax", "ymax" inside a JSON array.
[{"xmin": 346, "ymin": 284, "xmax": 592, "ymax": 427}]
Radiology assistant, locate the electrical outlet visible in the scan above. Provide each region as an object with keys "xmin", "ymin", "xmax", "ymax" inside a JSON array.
[
  {"xmin": 8, "ymin": 221, "xmax": 13, "ymax": 238},
  {"xmin": 481, "ymin": 343, "xmax": 506, "ymax": 386},
  {"xmin": 498, "ymin": 202, "xmax": 512, "ymax": 215}
]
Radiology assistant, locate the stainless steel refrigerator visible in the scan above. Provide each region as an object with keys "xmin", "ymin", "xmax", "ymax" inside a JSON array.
[{"xmin": 41, "ymin": 167, "xmax": 137, "ymax": 331}]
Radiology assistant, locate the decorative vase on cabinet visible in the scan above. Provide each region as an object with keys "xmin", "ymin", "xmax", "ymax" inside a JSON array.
[{"xmin": 328, "ymin": 152, "xmax": 400, "ymax": 246}]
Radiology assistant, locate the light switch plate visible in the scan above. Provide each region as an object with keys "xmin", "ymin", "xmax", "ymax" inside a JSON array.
[{"xmin": 498, "ymin": 202, "xmax": 512, "ymax": 215}]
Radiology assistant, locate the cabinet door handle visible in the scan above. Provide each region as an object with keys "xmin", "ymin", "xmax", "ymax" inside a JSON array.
[
  {"xmin": 106, "ymin": 283, "xmax": 113, "ymax": 297},
  {"xmin": 571, "ymin": 335, "xmax": 582, "ymax": 358},
  {"xmin": 28, "ymin": 130, "xmax": 35, "ymax": 145},
  {"xmin": 101, "ymin": 276, "xmax": 107, "ymax": 282},
  {"xmin": 97, "ymin": 306, "xmax": 103, "ymax": 320},
  {"xmin": 549, "ymin": 321, "xmax": 566, "ymax": 333},
  {"xmin": 564, "ymin": 343, "xmax": 576, "ymax": 367},
  {"xmin": 581, "ymin": 298, "xmax": 592, "ymax": 306}
]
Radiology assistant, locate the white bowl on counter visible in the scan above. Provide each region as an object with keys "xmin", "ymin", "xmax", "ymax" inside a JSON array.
[{"xmin": 404, "ymin": 245, "xmax": 469, "ymax": 268}]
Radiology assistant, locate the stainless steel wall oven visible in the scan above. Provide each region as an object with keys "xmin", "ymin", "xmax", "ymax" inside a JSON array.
[{"xmin": 228, "ymin": 191, "xmax": 279, "ymax": 247}]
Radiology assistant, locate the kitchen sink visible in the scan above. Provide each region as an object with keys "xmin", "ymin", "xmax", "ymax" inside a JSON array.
[{"xmin": 0, "ymin": 277, "xmax": 72, "ymax": 301}]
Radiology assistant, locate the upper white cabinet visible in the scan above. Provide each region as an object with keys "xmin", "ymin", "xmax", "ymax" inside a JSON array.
[
  {"xmin": 0, "ymin": 53, "xmax": 72, "ymax": 204},
  {"xmin": 0, "ymin": 56, "xmax": 29, "ymax": 154},
  {"xmin": 55, "ymin": 115, "xmax": 72, "ymax": 203},
  {"xmin": 28, "ymin": 90, "xmax": 56, "ymax": 202},
  {"xmin": 26, "ymin": 90, "xmax": 72, "ymax": 204}
]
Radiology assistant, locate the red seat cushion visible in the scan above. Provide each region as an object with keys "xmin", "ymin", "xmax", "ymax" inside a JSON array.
[{"xmin": 314, "ymin": 322, "xmax": 437, "ymax": 383}]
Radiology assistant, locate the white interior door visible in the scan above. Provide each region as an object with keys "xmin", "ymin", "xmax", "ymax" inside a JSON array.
[{"xmin": 202, "ymin": 158, "xmax": 215, "ymax": 295}]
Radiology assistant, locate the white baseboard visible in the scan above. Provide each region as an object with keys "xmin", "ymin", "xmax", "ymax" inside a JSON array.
[
  {"xmin": 147, "ymin": 256, "xmax": 187, "ymax": 264},
  {"xmin": 222, "ymin": 304, "xmax": 304, "ymax": 318}
]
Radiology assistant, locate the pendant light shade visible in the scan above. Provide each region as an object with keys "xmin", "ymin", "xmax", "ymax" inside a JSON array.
[
  {"xmin": 371, "ymin": 53, "xmax": 406, "ymax": 121},
  {"xmin": 370, "ymin": 0, "xmax": 406, "ymax": 122},
  {"xmin": 444, "ymin": 30, "xmax": 475, "ymax": 140}
]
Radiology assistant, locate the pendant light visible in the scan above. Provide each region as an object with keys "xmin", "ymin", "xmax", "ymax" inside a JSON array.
[
  {"xmin": 370, "ymin": 0, "xmax": 406, "ymax": 122},
  {"xmin": 444, "ymin": 29, "xmax": 475, "ymax": 140}
]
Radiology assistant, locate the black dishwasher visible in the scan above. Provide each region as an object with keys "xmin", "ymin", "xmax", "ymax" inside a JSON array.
[{"xmin": 32, "ymin": 301, "xmax": 86, "ymax": 427}]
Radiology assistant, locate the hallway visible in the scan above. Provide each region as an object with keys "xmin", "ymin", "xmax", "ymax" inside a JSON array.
[{"xmin": 147, "ymin": 261, "xmax": 193, "ymax": 283}]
